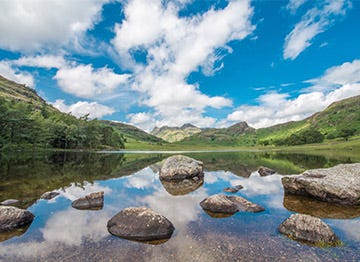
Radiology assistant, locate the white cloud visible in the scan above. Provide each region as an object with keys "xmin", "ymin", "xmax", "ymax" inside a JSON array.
[
  {"xmin": 284, "ymin": 0, "xmax": 351, "ymax": 60},
  {"xmin": 227, "ymin": 59, "xmax": 360, "ymax": 128},
  {"xmin": 0, "ymin": 61, "xmax": 34, "ymax": 87},
  {"xmin": 113, "ymin": 0, "xmax": 254, "ymax": 130},
  {"xmin": 286, "ymin": 0, "xmax": 308, "ymax": 14},
  {"xmin": 0, "ymin": 0, "xmax": 109, "ymax": 51},
  {"xmin": 54, "ymin": 64, "xmax": 130, "ymax": 99},
  {"xmin": 13, "ymin": 55, "xmax": 67, "ymax": 69},
  {"xmin": 52, "ymin": 99, "xmax": 115, "ymax": 119}
]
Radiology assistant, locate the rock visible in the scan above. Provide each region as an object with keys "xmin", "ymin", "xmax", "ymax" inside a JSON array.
[
  {"xmin": 278, "ymin": 213, "xmax": 340, "ymax": 246},
  {"xmin": 159, "ymin": 155, "xmax": 203, "ymax": 181},
  {"xmin": 160, "ymin": 174, "xmax": 204, "ymax": 195},
  {"xmin": 107, "ymin": 207, "xmax": 175, "ymax": 242},
  {"xmin": 258, "ymin": 166, "xmax": 276, "ymax": 176},
  {"xmin": 0, "ymin": 206, "xmax": 34, "ymax": 232},
  {"xmin": 223, "ymin": 184, "xmax": 243, "ymax": 193},
  {"xmin": 40, "ymin": 191, "xmax": 60, "ymax": 200},
  {"xmin": 71, "ymin": 192, "xmax": 104, "ymax": 210},
  {"xmin": 283, "ymin": 194, "xmax": 360, "ymax": 219},
  {"xmin": 0, "ymin": 199, "xmax": 19, "ymax": 206},
  {"xmin": 282, "ymin": 163, "xmax": 360, "ymax": 205},
  {"xmin": 200, "ymin": 194, "xmax": 265, "ymax": 214},
  {"xmin": 223, "ymin": 187, "xmax": 238, "ymax": 193}
]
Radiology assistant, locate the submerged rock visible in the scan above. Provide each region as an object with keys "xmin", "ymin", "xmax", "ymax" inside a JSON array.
[
  {"xmin": 107, "ymin": 207, "xmax": 175, "ymax": 242},
  {"xmin": 283, "ymin": 194, "xmax": 360, "ymax": 219},
  {"xmin": 200, "ymin": 194, "xmax": 265, "ymax": 214},
  {"xmin": 71, "ymin": 191, "xmax": 104, "ymax": 210},
  {"xmin": 223, "ymin": 184, "xmax": 243, "ymax": 193},
  {"xmin": 258, "ymin": 166, "xmax": 276, "ymax": 177},
  {"xmin": 282, "ymin": 163, "xmax": 360, "ymax": 205},
  {"xmin": 41, "ymin": 191, "xmax": 60, "ymax": 200},
  {"xmin": 160, "ymin": 174, "xmax": 204, "ymax": 195},
  {"xmin": 0, "ymin": 199, "xmax": 19, "ymax": 206},
  {"xmin": 278, "ymin": 213, "xmax": 340, "ymax": 246},
  {"xmin": 0, "ymin": 206, "xmax": 34, "ymax": 232},
  {"xmin": 159, "ymin": 155, "xmax": 203, "ymax": 181}
]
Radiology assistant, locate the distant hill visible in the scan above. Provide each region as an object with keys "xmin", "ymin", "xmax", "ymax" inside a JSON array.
[
  {"xmin": 179, "ymin": 95, "xmax": 360, "ymax": 147},
  {"xmin": 100, "ymin": 120, "xmax": 165, "ymax": 144},
  {"xmin": 151, "ymin": 123, "xmax": 201, "ymax": 142},
  {"xmin": 179, "ymin": 121, "xmax": 255, "ymax": 146}
]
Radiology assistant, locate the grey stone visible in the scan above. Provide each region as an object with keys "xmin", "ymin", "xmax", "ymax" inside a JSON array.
[
  {"xmin": 278, "ymin": 213, "xmax": 340, "ymax": 246},
  {"xmin": 200, "ymin": 194, "xmax": 265, "ymax": 214},
  {"xmin": 107, "ymin": 207, "xmax": 175, "ymax": 242},
  {"xmin": 159, "ymin": 155, "xmax": 203, "ymax": 181},
  {"xmin": 282, "ymin": 163, "xmax": 360, "ymax": 205},
  {"xmin": 258, "ymin": 166, "xmax": 276, "ymax": 176},
  {"xmin": 71, "ymin": 191, "xmax": 104, "ymax": 210},
  {"xmin": 0, "ymin": 199, "xmax": 19, "ymax": 206},
  {"xmin": 0, "ymin": 206, "xmax": 34, "ymax": 232},
  {"xmin": 223, "ymin": 184, "xmax": 243, "ymax": 193},
  {"xmin": 40, "ymin": 191, "xmax": 60, "ymax": 200}
]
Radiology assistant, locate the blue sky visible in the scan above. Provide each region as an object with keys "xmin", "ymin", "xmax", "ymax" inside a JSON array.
[{"xmin": 0, "ymin": 0, "xmax": 359, "ymax": 131}]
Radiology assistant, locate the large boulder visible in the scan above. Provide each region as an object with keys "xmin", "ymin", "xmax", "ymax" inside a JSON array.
[
  {"xmin": 107, "ymin": 207, "xmax": 175, "ymax": 242},
  {"xmin": 159, "ymin": 155, "xmax": 203, "ymax": 181},
  {"xmin": 71, "ymin": 191, "xmax": 104, "ymax": 210},
  {"xmin": 0, "ymin": 206, "xmax": 34, "ymax": 232},
  {"xmin": 282, "ymin": 163, "xmax": 360, "ymax": 205},
  {"xmin": 160, "ymin": 175, "xmax": 204, "ymax": 196},
  {"xmin": 278, "ymin": 213, "xmax": 340, "ymax": 246},
  {"xmin": 200, "ymin": 194, "xmax": 265, "ymax": 214}
]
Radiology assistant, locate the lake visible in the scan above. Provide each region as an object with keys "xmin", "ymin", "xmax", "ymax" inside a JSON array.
[{"xmin": 0, "ymin": 150, "xmax": 359, "ymax": 261}]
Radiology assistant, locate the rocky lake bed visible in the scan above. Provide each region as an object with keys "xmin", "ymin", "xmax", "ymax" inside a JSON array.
[{"xmin": 0, "ymin": 151, "xmax": 359, "ymax": 261}]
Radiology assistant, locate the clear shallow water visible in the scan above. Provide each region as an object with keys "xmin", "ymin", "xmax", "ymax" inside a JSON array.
[{"xmin": 0, "ymin": 151, "xmax": 359, "ymax": 261}]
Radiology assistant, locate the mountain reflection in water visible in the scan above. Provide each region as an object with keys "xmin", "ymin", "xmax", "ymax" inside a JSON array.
[{"xmin": 0, "ymin": 151, "xmax": 359, "ymax": 261}]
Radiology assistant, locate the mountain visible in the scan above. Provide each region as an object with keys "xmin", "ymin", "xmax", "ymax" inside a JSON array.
[
  {"xmin": 151, "ymin": 123, "xmax": 201, "ymax": 142},
  {"xmin": 179, "ymin": 121, "xmax": 255, "ymax": 146},
  {"xmin": 179, "ymin": 95, "xmax": 360, "ymax": 147},
  {"xmin": 100, "ymin": 120, "xmax": 165, "ymax": 144},
  {"xmin": 0, "ymin": 75, "xmax": 125, "ymax": 150}
]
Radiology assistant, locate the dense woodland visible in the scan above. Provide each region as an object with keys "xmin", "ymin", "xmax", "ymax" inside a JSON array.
[{"xmin": 0, "ymin": 97, "xmax": 124, "ymax": 150}]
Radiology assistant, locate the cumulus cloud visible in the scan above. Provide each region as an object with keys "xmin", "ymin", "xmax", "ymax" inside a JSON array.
[
  {"xmin": 13, "ymin": 55, "xmax": 67, "ymax": 69},
  {"xmin": 227, "ymin": 59, "xmax": 360, "ymax": 128},
  {"xmin": 284, "ymin": 0, "xmax": 351, "ymax": 60},
  {"xmin": 0, "ymin": 0, "xmax": 109, "ymax": 51},
  {"xmin": 4, "ymin": 54, "xmax": 131, "ymax": 100},
  {"xmin": 113, "ymin": 0, "xmax": 254, "ymax": 130},
  {"xmin": 54, "ymin": 64, "xmax": 130, "ymax": 99},
  {"xmin": 0, "ymin": 61, "xmax": 34, "ymax": 87},
  {"xmin": 52, "ymin": 99, "xmax": 115, "ymax": 119}
]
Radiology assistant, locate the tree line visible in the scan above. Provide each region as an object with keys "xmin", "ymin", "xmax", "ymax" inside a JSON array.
[{"xmin": 0, "ymin": 98, "xmax": 124, "ymax": 150}]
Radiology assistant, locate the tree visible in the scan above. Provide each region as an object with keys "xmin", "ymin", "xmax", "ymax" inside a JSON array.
[{"xmin": 339, "ymin": 128, "xmax": 356, "ymax": 141}]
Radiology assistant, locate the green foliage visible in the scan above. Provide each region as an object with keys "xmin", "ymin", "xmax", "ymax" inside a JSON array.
[
  {"xmin": 272, "ymin": 129, "xmax": 325, "ymax": 146},
  {"xmin": 339, "ymin": 128, "xmax": 357, "ymax": 141},
  {"xmin": 0, "ymin": 97, "xmax": 124, "ymax": 150}
]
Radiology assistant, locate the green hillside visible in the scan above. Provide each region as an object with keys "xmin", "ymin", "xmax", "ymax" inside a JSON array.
[
  {"xmin": 100, "ymin": 120, "xmax": 165, "ymax": 145},
  {"xmin": 179, "ymin": 96, "xmax": 360, "ymax": 147},
  {"xmin": 0, "ymin": 75, "xmax": 125, "ymax": 151}
]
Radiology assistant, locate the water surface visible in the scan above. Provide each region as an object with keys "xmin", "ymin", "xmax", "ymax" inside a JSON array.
[{"xmin": 0, "ymin": 151, "xmax": 359, "ymax": 261}]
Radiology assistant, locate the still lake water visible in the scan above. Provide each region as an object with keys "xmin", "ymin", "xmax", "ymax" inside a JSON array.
[{"xmin": 0, "ymin": 151, "xmax": 359, "ymax": 261}]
